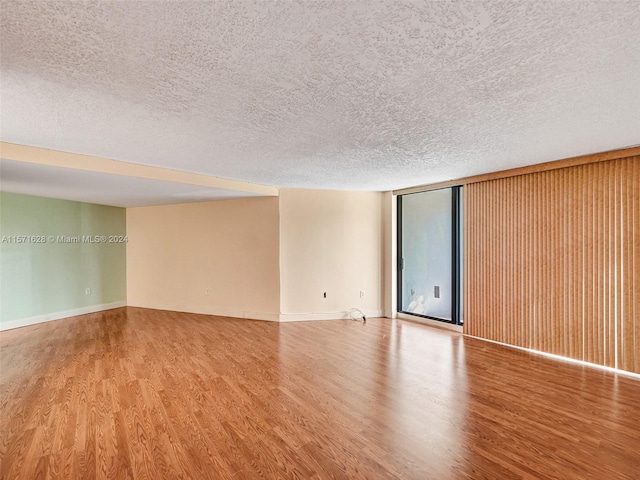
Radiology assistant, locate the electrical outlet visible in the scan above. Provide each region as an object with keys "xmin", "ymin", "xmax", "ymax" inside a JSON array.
[
  {"xmin": 434, "ymin": 286, "xmax": 440, "ymax": 298},
  {"xmin": 360, "ymin": 290, "xmax": 365, "ymax": 298},
  {"xmin": 85, "ymin": 288, "xmax": 91, "ymax": 295}
]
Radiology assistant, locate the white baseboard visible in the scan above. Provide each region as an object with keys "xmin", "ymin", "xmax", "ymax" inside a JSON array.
[
  {"xmin": 1, "ymin": 302, "xmax": 386, "ymax": 328},
  {"xmin": 0, "ymin": 303, "xmax": 396, "ymax": 329},
  {"xmin": 127, "ymin": 303, "xmax": 383, "ymax": 324},
  {"xmin": 279, "ymin": 309, "xmax": 384, "ymax": 323},
  {"xmin": 0, "ymin": 301, "xmax": 127, "ymax": 331},
  {"xmin": 126, "ymin": 302, "xmax": 280, "ymax": 322}
]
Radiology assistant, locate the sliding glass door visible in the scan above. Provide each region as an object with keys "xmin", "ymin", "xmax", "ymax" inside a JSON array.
[{"xmin": 398, "ymin": 187, "xmax": 462, "ymax": 325}]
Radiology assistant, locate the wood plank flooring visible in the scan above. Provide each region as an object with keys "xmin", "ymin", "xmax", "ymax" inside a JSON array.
[{"xmin": 1, "ymin": 307, "xmax": 639, "ymax": 479}]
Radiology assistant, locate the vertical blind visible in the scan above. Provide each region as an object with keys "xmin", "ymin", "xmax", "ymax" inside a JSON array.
[{"xmin": 464, "ymin": 156, "xmax": 639, "ymax": 373}]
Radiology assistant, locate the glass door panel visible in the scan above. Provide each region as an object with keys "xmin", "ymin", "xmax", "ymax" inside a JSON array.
[{"xmin": 400, "ymin": 188, "xmax": 453, "ymax": 321}]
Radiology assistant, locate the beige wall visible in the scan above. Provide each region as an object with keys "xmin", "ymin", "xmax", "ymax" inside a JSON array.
[
  {"xmin": 279, "ymin": 188, "xmax": 384, "ymax": 320},
  {"xmin": 127, "ymin": 189, "xmax": 385, "ymax": 322},
  {"xmin": 127, "ymin": 197, "xmax": 280, "ymax": 320},
  {"xmin": 382, "ymin": 191, "xmax": 397, "ymax": 318}
]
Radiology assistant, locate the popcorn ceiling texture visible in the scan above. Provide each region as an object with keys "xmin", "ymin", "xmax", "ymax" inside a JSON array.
[{"xmin": 1, "ymin": 1, "xmax": 639, "ymax": 190}]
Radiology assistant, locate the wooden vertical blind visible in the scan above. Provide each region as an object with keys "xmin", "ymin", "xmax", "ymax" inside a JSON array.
[{"xmin": 464, "ymin": 156, "xmax": 640, "ymax": 373}]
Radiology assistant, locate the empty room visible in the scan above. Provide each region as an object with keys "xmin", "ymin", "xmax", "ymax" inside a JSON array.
[{"xmin": 1, "ymin": 1, "xmax": 639, "ymax": 479}]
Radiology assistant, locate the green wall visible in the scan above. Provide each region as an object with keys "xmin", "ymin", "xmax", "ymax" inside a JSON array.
[{"xmin": 0, "ymin": 192, "xmax": 126, "ymax": 325}]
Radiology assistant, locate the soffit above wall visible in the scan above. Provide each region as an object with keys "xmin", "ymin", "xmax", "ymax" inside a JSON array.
[
  {"xmin": 0, "ymin": 144, "xmax": 277, "ymax": 207},
  {"xmin": 0, "ymin": 159, "xmax": 266, "ymax": 207}
]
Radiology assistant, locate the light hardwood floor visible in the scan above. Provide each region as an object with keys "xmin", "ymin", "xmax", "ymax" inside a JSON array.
[{"xmin": 1, "ymin": 307, "xmax": 639, "ymax": 479}]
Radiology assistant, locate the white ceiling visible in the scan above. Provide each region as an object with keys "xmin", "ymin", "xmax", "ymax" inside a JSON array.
[{"xmin": 1, "ymin": 0, "xmax": 639, "ymax": 203}]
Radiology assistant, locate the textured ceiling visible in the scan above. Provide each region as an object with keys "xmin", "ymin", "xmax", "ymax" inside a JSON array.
[{"xmin": 1, "ymin": 0, "xmax": 639, "ymax": 192}]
